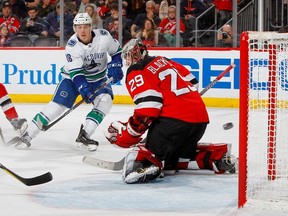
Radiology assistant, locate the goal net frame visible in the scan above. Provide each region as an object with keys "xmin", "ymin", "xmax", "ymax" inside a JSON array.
[{"xmin": 239, "ymin": 31, "xmax": 288, "ymax": 209}]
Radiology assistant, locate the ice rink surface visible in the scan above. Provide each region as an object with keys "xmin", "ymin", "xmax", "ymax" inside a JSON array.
[{"xmin": 0, "ymin": 104, "xmax": 286, "ymax": 216}]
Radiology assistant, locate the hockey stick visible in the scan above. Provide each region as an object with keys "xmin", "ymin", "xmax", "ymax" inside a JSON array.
[
  {"xmin": 0, "ymin": 163, "xmax": 53, "ymax": 186},
  {"xmin": 42, "ymin": 77, "xmax": 114, "ymax": 131},
  {"xmin": 199, "ymin": 63, "xmax": 236, "ymax": 96},
  {"xmin": 82, "ymin": 137, "xmax": 146, "ymax": 170},
  {"xmin": 83, "ymin": 63, "xmax": 237, "ymax": 170},
  {"xmin": 83, "ymin": 156, "xmax": 125, "ymax": 171}
]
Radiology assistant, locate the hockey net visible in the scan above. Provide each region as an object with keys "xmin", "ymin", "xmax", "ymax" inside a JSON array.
[{"xmin": 239, "ymin": 31, "xmax": 288, "ymax": 210}]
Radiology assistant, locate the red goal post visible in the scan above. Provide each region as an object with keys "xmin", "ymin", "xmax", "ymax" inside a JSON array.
[{"xmin": 239, "ymin": 31, "xmax": 288, "ymax": 210}]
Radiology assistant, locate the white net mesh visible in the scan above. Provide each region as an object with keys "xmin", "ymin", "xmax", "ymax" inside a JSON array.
[{"xmin": 245, "ymin": 31, "xmax": 288, "ymax": 210}]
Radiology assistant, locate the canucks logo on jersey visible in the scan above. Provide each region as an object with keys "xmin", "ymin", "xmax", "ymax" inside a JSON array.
[{"xmin": 67, "ymin": 39, "xmax": 77, "ymax": 47}]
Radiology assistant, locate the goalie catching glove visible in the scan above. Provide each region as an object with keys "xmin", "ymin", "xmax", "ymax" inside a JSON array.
[
  {"xmin": 105, "ymin": 114, "xmax": 154, "ymax": 148},
  {"xmin": 105, "ymin": 119, "xmax": 142, "ymax": 148}
]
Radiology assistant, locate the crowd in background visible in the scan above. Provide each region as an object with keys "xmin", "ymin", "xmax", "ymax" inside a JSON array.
[{"xmin": 0, "ymin": 0, "xmax": 252, "ymax": 48}]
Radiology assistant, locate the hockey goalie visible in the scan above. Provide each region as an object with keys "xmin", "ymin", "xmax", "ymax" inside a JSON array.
[{"xmin": 105, "ymin": 39, "xmax": 238, "ymax": 184}]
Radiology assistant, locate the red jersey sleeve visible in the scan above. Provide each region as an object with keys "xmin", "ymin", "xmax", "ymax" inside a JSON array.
[{"xmin": 126, "ymin": 66, "xmax": 162, "ymax": 119}]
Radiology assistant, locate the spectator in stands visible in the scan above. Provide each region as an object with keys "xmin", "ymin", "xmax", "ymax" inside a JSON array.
[
  {"xmin": 180, "ymin": 0, "xmax": 208, "ymax": 46},
  {"xmin": 122, "ymin": 0, "xmax": 128, "ymax": 16},
  {"xmin": 73, "ymin": 0, "xmax": 81, "ymax": 8},
  {"xmin": 216, "ymin": 24, "xmax": 233, "ymax": 47},
  {"xmin": 78, "ymin": 0, "xmax": 90, "ymax": 13},
  {"xmin": 135, "ymin": 18, "xmax": 158, "ymax": 47},
  {"xmin": 66, "ymin": 1, "xmax": 78, "ymax": 17},
  {"xmin": 37, "ymin": 0, "xmax": 55, "ymax": 18},
  {"xmin": 130, "ymin": 0, "xmax": 161, "ymax": 38},
  {"xmin": 25, "ymin": 0, "xmax": 40, "ymax": 8},
  {"xmin": 9, "ymin": 0, "xmax": 27, "ymax": 20},
  {"xmin": 0, "ymin": 1, "xmax": 21, "ymax": 35},
  {"xmin": 214, "ymin": 0, "xmax": 232, "ymax": 28},
  {"xmin": 153, "ymin": 0, "xmax": 162, "ymax": 15},
  {"xmin": 42, "ymin": 2, "xmax": 74, "ymax": 40},
  {"xmin": 159, "ymin": 0, "xmax": 169, "ymax": 20},
  {"xmin": 98, "ymin": 0, "xmax": 117, "ymax": 20},
  {"xmin": 158, "ymin": 0, "xmax": 177, "ymax": 20},
  {"xmin": 0, "ymin": 23, "xmax": 11, "ymax": 46},
  {"xmin": 85, "ymin": 3, "xmax": 103, "ymax": 29},
  {"xmin": 110, "ymin": 17, "xmax": 132, "ymax": 45},
  {"xmin": 159, "ymin": 5, "xmax": 186, "ymax": 47},
  {"xmin": 104, "ymin": 3, "xmax": 127, "ymax": 32},
  {"xmin": 180, "ymin": 0, "xmax": 208, "ymax": 31},
  {"xmin": 19, "ymin": 6, "xmax": 46, "ymax": 37},
  {"xmin": 125, "ymin": 0, "xmax": 145, "ymax": 21}
]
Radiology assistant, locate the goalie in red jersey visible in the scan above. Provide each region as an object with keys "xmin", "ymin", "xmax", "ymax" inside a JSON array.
[{"xmin": 105, "ymin": 38, "xmax": 237, "ymax": 184}]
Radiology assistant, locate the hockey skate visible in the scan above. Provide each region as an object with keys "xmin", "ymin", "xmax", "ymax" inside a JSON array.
[
  {"xmin": 14, "ymin": 132, "xmax": 32, "ymax": 149},
  {"xmin": 75, "ymin": 124, "xmax": 98, "ymax": 151},
  {"xmin": 123, "ymin": 162, "xmax": 164, "ymax": 184},
  {"xmin": 214, "ymin": 144, "xmax": 238, "ymax": 174},
  {"xmin": 9, "ymin": 118, "xmax": 28, "ymax": 135},
  {"xmin": 214, "ymin": 155, "xmax": 238, "ymax": 174}
]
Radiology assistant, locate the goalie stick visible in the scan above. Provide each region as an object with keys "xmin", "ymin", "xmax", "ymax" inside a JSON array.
[
  {"xmin": 82, "ymin": 63, "xmax": 237, "ymax": 171},
  {"xmin": 0, "ymin": 163, "xmax": 53, "ymax": 186},
  {"xmin": 83, "ymin": 156, "xmax": 125, "ymax": 171},
  {"xmin": 5, "ymin": 77, "xmax": 114, "ymax": 146}
]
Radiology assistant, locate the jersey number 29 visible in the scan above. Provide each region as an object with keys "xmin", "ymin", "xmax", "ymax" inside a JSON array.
[{"xmin": 129, "ymin": 69, "xmax": 197, "ymax": 96}]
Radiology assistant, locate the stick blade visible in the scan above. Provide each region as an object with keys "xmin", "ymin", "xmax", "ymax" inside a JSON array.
[
  {"xmin": 83, "ymin": 156, "xmax": 125, "ymax": 171},
  {"xmin": 22, "ymin": 172, "xmax": 53, "ymax": 186},
  {"xmin": 5, "ymin": 137, "xmax": 21, "ymax": 146}
]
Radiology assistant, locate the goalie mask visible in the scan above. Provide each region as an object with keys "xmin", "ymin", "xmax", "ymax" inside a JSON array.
[
  {"xmin": 121, "ymin": 39, "xmax": 148, "ymax": 67},
  {"xmin": 73, "ymin": 12, "xmax": 93, "ymax": 32}
]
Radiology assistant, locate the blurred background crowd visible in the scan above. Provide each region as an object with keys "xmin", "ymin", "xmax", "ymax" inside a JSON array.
[{"xmin": 0, "ymin": 0, "xmax": 287, "ymax": 48}]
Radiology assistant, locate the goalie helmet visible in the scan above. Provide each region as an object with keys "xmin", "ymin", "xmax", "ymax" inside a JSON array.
[
  {"xmin": 73, "ymin": 13, "xmax": 92, "ymax": 32},
  {"xmin": 121, "ymin": 39, "xmax": 148, "ymax": 67}
]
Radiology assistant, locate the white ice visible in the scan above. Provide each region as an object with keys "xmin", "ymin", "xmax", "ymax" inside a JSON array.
[{"xmin": 0, "ymin": 104, "xmax": 286, "ymax": 216}]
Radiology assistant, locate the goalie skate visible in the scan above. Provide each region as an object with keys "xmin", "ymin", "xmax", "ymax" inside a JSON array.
[
  {"xmin": 214, "ymin": 143, "xmax": 238, "ymax": 174},
  {"xmin": 214, "ymin": 154, "xmax": 238, "ymax": 174},
  {"xmin": 75, "ymin": 124, "xmax": 98, "ymax": 152},
  {"xmin": 124, "ymin": 164, "xmax": 162, "ymax": 184}
]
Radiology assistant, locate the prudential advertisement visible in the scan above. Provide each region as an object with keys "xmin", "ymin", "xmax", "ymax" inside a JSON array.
[{"xmin": 0, "ymin": 48, "xmax": 240, "ymax": 107}]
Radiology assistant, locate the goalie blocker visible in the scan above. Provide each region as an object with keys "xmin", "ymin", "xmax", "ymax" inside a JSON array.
[{"xmin": 121, "ymin": 143, "xmax": 237, "ymax": 184}]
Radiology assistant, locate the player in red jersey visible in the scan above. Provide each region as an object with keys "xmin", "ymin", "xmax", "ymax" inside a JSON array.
[
  {"xmin": 105, "ymin": 39, "xmax": 237, "ymax": 184},
  {"xmin": 0, "ymin": 83, "xmax": 27, "ymax": 134}
]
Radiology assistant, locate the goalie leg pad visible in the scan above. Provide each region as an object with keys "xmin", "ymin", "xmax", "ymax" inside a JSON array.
[
  {"xmin": 195, "ymin": 143, "xmax": 228, "ymax": 171},
  {"xmin": 122, "ymin": 145, "xmax": 164, "ymax": 184},
  {"xmin": 176, "ymin": 143, "xmax": 237, "ymax": 174}
]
